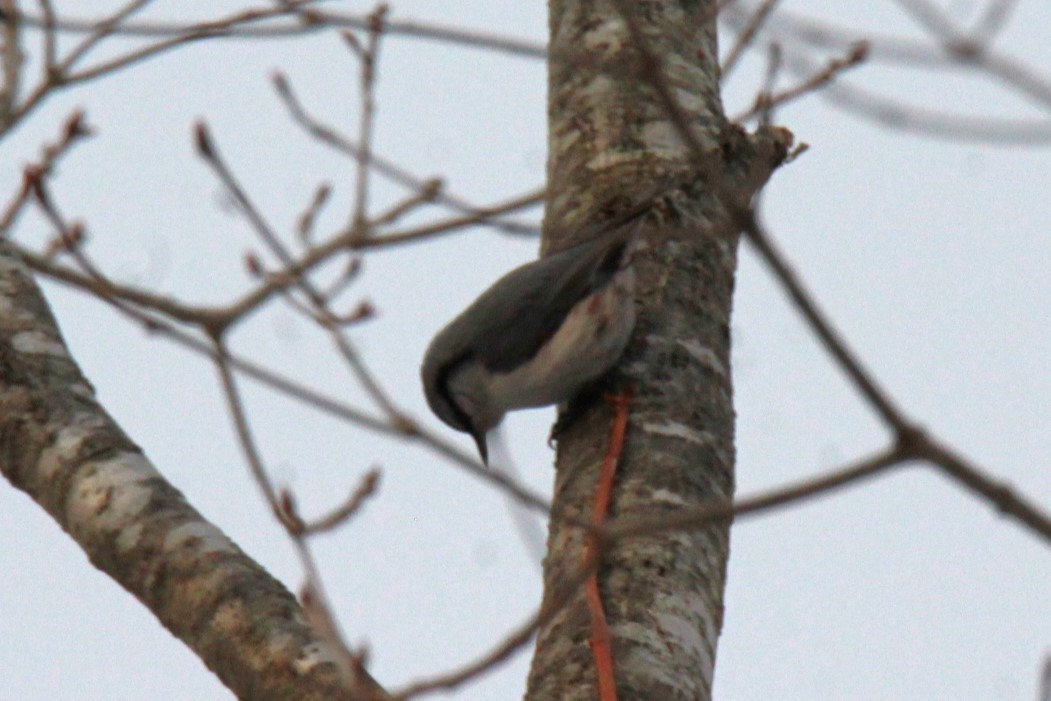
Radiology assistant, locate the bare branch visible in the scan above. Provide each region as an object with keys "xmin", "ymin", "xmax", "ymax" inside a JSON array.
[
  {"xmin": 602, "ymin": 429, "xmax": 1051, "ymax": 548},
  {"xmin": 614, "ymin": 0, "xmax": 1051, "ymax": 551},
  {"xmin": 971, "ymin": 0, "xmax": 1020, "ymax": 43},
  {"xmin": 21, "ymin": 230, "xmax": 554, "ymax": 519},
  {"xmin": 888, "ymin": 0, "xmax": 964, "ymax": 43},
  {"xmin": 391, "ymin": 556, "xmax": 605, "ymax": 701},
  {"xmin": 0, "ymin": 239, "xmax": 371, "ymax": 701},
  {"xmin": 919, "ymin": 436, "xmax": 1051, "ymax": 544},
  {"xmin": 604, "ymin": 446, "xmax": 907, "ymax": 542},
  {"xmin": 60, "ymin": 0, "xmax": 153, "ymax": 72},
  {"xmin": 298, "ymin": 182, "xmax": 333, "ymax": 244},
  {"xmin": 3, "ymin": 5, "xmax": 547, "ymax": 59},
  {"xmin": 733, "ymin": 41, "xmax": 867, "ymax": 123},
  {"xmin": 212, "ymin": 339, "xmax": 294, "ymax": 526},
  {"xmin": 369, "ymin": 181, "xmax": 442, "ymax": 226},
  {"xmin": 196, "ymin": 119, "xmax": 415, "ymax": 422},
  {"xmin": 37, "ymin": 0, "xmax": 56, "ymax": 73},
  {"xmin": 741, "ymin": 214, "xmax": 912, "ymax": 432},
  {"xmin": 391, "ymin": 607, "xmax": 547, "ymax": 700},
  {"xmin": 346, "ymin": 5, "xmax": 387, "ymax": 236},
  {"xmin": 0, "ymin": 110, "xmax": 92, "ymax": 232},
  {"xmin": 17, "ymin": 182, "xmax": 544, "ymax": 336},
  {"xmin": 301, "ymin": 469, "xmax": 381, "ymax": 535},
  {"xmin": 33, "ymin": 174, "xmax": 554, "ymax": 555},
  {"xmin": 721, "ymin": 0, "xmax": 782, "ymax": 80},
  {"xmin": 272, "ymin": 70, "xmax": 541, "ymax": 236},
  {"xmin": 807, "ymin": 64, "xmax": 1051, "ymax": 143},
  {"xmin": 53, "ymin": 201, "xmax": 556, "ymax": 523},
  {"xmin": 752, "ymin": 6, "xmax": 1051, "ymax": 112}
]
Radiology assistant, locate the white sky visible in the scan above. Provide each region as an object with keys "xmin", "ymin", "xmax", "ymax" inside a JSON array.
[{"xmin": 1, "ymin": 2, "xmax": 1050, "ymax": 700}]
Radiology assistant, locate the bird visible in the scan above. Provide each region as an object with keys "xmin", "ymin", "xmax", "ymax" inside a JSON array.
[{"xmin": 420, "ymin": 209, "xmax": 648, "ymax": 465}]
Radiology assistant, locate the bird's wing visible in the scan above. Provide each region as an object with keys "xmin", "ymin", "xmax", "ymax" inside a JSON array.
[{"xmin": 470, "ymin": 226, "xmax": 636, "ymax": 373}]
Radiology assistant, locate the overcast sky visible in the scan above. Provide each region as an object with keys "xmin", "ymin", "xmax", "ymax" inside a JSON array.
[{"xmin": 1, "ymin": 2, "xmax": 1050, "ymax": 700}]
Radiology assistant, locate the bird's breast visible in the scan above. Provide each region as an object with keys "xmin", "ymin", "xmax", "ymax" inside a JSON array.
[{"xmin": 486, "ymin": 267, "xmax": 636, "ymax": 412}]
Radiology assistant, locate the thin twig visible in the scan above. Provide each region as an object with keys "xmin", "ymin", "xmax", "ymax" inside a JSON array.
[
  {"xmin": 3, "ymin": 5, "xmax": 547, "ymax": 59},
  {"xmin": 757, "ymin": 6, "xmax": 1051, "ymax": 112},
  {"xmin": 392, "ymin": 426, "xmax": 1051, "ymax": 701},
  {"xmin": 391, "ymin": 439, "xmax": 933, "ymax": 701},
  {"xmin": 390, "ymin": 605, "xmax": 548, "ymax": 700},
  {"xmin": 0, "ymin": 2, "xmax": 337, "ymax": 131},
  {"xmin": 37, "ymin": 0, "xmax": 56, "ymax": 74},
  {"xmin": 63, "ymin": 2, "xmax": 319, "ymax": 83},
  {"xmin": 0, "ymin": 110, "xmax": 91, "ymax": 233},
  {"xmin": 26, "ymin": 174, "xmax": 555, "ymax": 516},
  {"xmin": 971, "ymin": 0, "xmax": 1019, "ymax": 43},
  {"xmin": 212, "ymin": 340, "xmax": 293, "ymax": 525},
  {"xmin": 347, "ymin": 6, "xmax": 386, "ymax": 236},
  {"xmin": 889, "ymin": 0, "xmax": 963, "ymax": 43},
  {"xmin": 301, "ymin": 469, "xmax": 381, "ymax": 535},
  {"xmin": 754, "ymin": 41, "xmax": 782, "ymax": 126},
  {"xmin": 297, "ymin": 182, "xmax": 332, "ymax": 245},
  {"xmin": 604, "ymin": 447, "xmax": 907, "ymax": 542},
  {"xmin": 741, "ymin": 212, "xmax": 911, "ymax": 433},
  {"xmin": 280, "ymin": 490, "xmax": 386, "ymax": 698},
  {"xmin": 59, "ymin": 0, "xmax": 152, "ymax": 72},
  {"xmin": 296, "ymin": 557, "xmax": 367, "ymax": 693},
  {"xmin": 29, "ymin": 196, "xmax": 547, "ymax": 535},
  {"xmin": 391, "ymin": 555, "xmax": 600, "ymax": 701},
  {"xmin": 218, "ymin": 338, "xmax": 385, "ymax": 696},
  {"xmin": 721, "ymin": 0, "xmax": 782, "ymax": 81},
  {"xmin": 195, "ymin": 120, "xmax": 408, "ymax": 422},
  {"xmin": 601, "ymin": 431, "xmax": 1051, "ymax": 549},
  {"xmin": 17, "ymin": 183, "xmax": 544, "ymax": 336},
  {"xmin": 272, "ymin": 70, "xmax": 541, "ymax": 236},
  {"xmin": 918, "ymin": 436, "xmax": 1051, "ymax": 544},
  {"xmin": 369, "ymin": 181, "xmax": 442, "ymax": 226},
  {"xmin": 611, "ymin": 0, "xmax": 1051, "ymax": 552},
  {"xmin": 733, "ymin": 41, "xmax": 868, "ymax": 123},
  {"xmin": 787, "ymin": 48, "xmax": 1051, "ymax": 143}
]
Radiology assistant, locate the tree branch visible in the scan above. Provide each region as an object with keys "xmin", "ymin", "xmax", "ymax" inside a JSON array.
[{"xmin": 0, "ymin": 242, "xmax": 385, "ymax": 701}]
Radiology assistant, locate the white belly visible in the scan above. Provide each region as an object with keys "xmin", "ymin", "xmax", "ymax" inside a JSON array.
[{"xmin": 486, "ymin": 267, "xmax": 636, "ymax": 411}]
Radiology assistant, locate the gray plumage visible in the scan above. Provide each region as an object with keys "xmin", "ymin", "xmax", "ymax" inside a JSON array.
[{"xmin": 421, "ymin": 216, "xmax": 645, "ymax": 464}]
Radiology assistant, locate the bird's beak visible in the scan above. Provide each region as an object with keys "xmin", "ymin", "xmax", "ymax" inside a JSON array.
[{"xmin": 471, "ymin": 429, "xmax": 489, "ymax": 466}]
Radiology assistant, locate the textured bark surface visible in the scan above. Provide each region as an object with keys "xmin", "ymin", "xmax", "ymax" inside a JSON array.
[
  {"xmin": 543, "ymin": 0, "xmax": 725, "ymax": 246},
  {"xmin": 527, "ymin": 1, "xmax": 787, "ymax": 700},
  {"xmin": 0, "ymin": 244, "xmax": 379, "ymax": 701}
]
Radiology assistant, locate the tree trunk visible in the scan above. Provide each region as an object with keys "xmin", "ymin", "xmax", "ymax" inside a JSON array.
[{"xmin": 527, "ymin": 2, "xmax": 787, "ymax": 699}]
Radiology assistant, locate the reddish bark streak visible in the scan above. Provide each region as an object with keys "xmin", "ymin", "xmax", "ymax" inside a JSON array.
[{"xmin": 584, "ymin": 388, "xmax": 633, "ymax": 701}]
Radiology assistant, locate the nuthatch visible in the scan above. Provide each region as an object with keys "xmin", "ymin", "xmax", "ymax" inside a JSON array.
[{"xmin": 420, "ymin": 212, "xmax": 647, "ymax": 464}]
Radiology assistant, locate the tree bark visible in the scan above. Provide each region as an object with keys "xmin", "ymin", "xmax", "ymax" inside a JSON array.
[
  {"xmin": 0, "ymin": 243, "xmax": 383, "ymax": 701},
  {"xmin": 527, "ymin": 2, "xmax": 787, "ymax": 699}
]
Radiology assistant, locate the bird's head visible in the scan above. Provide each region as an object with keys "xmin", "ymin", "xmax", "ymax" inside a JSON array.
[{"xmin": 421, "ymin": 352, "xmax": 502, "ymax": 465}]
